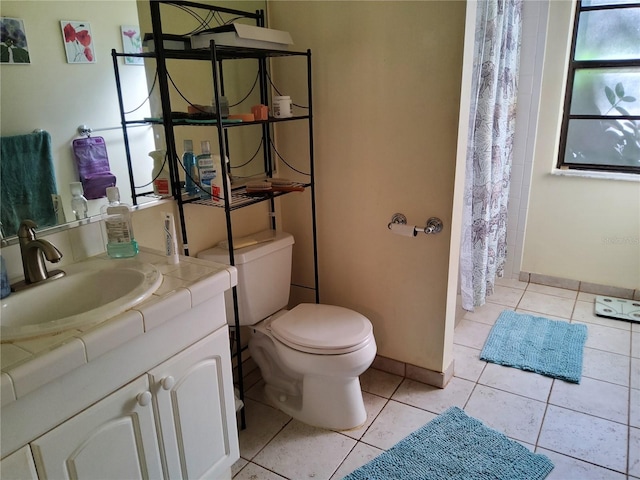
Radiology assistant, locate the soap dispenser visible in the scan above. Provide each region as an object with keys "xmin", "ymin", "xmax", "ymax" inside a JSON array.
[{"xmin": 101, "ymin": 186, "xmax": 138, "ymax": 258}]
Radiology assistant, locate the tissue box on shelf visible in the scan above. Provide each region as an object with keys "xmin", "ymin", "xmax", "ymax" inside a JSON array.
[{"xmin": 190, "ymin": 23, "xmax": 293, "ymax": 50}]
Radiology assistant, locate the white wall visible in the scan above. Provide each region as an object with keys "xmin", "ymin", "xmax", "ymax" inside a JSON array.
[
  {"xmin": 521, "ymin": 0, "xmax": 640, "ymax": 290},
  {"xmin": 268, "ymin": 1, "xmax": 466, "ymax": 373},
  {"xmin": 503, "ymin": 0, "xmax": 548, "ymax": 280}
]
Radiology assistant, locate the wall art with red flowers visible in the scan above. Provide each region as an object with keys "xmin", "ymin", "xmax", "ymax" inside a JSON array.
[
  {"xmin": 61, "ymin": 21, "xmax": 95, "ymax": 64},
  {"xmin": 121, "ymin": 25, "xmax": 143, "ymax": 65}
]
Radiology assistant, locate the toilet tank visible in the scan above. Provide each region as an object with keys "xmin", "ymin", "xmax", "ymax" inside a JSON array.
[{"xmin": 197, "ymin": 230, "xmax": 294, "ymax": 326}]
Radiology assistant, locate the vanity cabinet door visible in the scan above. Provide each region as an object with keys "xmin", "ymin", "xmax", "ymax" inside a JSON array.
[
  {"xmin": 149, "ymin": 326, "xmax": 239, "ymax": 480},
  {"xmin": 31, "ymin": 375, "xmax": 163, "ymax": 480},
  {"xmin": 0, "ymin": 445, "xmax": 38, "ymax": 480}
]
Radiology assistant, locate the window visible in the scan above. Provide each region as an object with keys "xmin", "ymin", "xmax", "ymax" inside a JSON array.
[{"xmin": 558, "ymin": 0, "xmax": 640, "ymax": 174}]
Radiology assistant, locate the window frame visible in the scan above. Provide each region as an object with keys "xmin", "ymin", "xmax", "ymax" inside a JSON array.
[{"xmin": 557, "ymin": 0, "xmax": 640, "ymax": 174}]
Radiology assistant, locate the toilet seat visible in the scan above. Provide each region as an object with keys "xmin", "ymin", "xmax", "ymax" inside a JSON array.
[{"xmin": 270, "ymin": 303, "xmax": 373, "ymax": 355}]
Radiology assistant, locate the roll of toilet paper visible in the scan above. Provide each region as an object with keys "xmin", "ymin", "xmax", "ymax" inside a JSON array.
[{"xmin": 389, "ymin": 223, "xmax": 417, "ymax": 237}]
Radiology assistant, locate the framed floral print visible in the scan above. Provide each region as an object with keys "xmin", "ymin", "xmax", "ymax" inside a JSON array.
[
  {"xmin": 1, "ymin": 17, "xmax": 31, "ymax": 64},
  {"xmin": 121, "ymin": 25, "xmax": 143, "ymax": 65},
  {"xmin": 61, "ymin": 21, "xmax": 95, "ymax": 64}
]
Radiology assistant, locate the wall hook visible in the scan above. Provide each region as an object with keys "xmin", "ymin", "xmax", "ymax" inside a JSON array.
[{"xmin": 77, "ymin": 124, "xmax": 92, "ymax": 137}]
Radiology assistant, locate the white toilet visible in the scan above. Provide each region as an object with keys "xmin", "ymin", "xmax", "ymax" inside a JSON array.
[{"xmin": 198, "ymin": 230, "xmax": 377, "ymax": 430}]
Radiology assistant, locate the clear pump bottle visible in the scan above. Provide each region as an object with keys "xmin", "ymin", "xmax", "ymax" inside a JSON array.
[
  {"xmin": 70, "ymin": 182, "xmax": 88, "ymax": 220},
  {"xmin": 101, "ymin": 186, "xmax": 138, "ymax": 258}
]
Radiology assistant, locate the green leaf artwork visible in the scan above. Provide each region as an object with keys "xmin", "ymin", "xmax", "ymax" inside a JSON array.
[{"xmin": 0, "ymin": 17, "xmax": 30, "ymax": 64}]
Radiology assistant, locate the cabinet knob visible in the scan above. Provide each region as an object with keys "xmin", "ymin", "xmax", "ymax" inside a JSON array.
[
  {"xmin": 137, "ymin": 391, "xmax": 152, "ymax": 406},
  {"xmin": 161, "ymin": 376, "xmax": 175, "ymax": 390}
]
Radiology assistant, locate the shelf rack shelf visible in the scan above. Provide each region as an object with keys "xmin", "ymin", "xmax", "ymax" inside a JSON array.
[{"xmin": 112, "ymin": 0, "xmax": 318, "ymax": 431}]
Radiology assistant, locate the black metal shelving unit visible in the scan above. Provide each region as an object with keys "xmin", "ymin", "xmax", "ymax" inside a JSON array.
[{"xmin": 111, "ymin": 0, "xmax": 319, "ymax": 430}]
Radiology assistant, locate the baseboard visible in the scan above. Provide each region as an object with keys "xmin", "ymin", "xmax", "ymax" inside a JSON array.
[
  {"xmin": 372, "ymin": 355, "xmax": 455, "ymax": 389},
  {"xmin": 519, "ymin": 271, "xmax": 638, "ymax": 300}
]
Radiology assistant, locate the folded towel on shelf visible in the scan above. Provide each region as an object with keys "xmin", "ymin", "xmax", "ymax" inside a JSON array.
[
  {"xmin": 1, "ymin": 131, "xmax": 58, "ymax": 237},
  {"xmin": 71, "ymin": 136, "xmax": 116, "ymax": 199}
]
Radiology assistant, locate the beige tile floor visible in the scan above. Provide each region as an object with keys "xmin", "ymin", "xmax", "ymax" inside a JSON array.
[{"xmin": 232, "ymin": 279, "xmax": 640, "ymax": 480}]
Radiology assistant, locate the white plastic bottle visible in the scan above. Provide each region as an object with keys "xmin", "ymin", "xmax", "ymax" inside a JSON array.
[
  {"xmin": 101, "ymin": 186, "xmax": 138, "ymax": 258},
  {"xmin": 211, "ymin": 154, "xmax": 232, "ymax": 203},
  {"xmin": 150, "ymin": 149, "xmax": 170, "ymax": 197},
  {"xmin": 70, "ymin": 182, "xmax": 88, "ymax": 220}
]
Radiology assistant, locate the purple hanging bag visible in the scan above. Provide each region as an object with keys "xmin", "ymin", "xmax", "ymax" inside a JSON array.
[{"xmin": 71, "ymin": 136, "xmax": 116, "ymax": 199}]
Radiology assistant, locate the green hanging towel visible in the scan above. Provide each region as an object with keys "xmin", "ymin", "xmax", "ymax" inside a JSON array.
[{"xmin": 1, "ymin": 130, "xmax": 58, "ymax": 237}]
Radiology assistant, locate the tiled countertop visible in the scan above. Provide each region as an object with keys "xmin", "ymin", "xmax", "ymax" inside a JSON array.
[{"xmin": 0, "ymin": 247, "xmax": 237, "ymax": 407}]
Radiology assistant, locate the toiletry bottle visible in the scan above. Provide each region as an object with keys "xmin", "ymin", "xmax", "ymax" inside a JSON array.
[
  {"xmin": 70, "ymin": 182, "xmax": 88, "ymax": 220},
  {"xmin": 197, "ymin": 140, "xmax": 214, "ymax": 199},
  {"xmin": 182, "ymin": 139, "xmax": 199, "ymax": 196},
  {"xmin": 101, "ymin": 186, "xmax": 139, "ymax": 258},
  {"xmin": 150, "ymin": 149, "xmax": 171, "ymax": 197},
  {"xmin": 1, "ymin": 255, "xmax": 11, "ymax": 299},
  {"xmin": 211, "ymin": 154, "xmax": 232, "ymax": 204}
]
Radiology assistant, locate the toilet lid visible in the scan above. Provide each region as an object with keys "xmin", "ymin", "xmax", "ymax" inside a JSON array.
[{"xmin": 270, "ymin": 303, "xmax": 373, "ymax": 354}]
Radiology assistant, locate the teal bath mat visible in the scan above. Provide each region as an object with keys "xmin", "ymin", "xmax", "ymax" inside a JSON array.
[
  {"xmin": 343, "ymin": 407, "xmax": 553, "ymax": 480},
  {"xmin": 480, "ymin": 310, "xmax": 588, "ymax": 383}
]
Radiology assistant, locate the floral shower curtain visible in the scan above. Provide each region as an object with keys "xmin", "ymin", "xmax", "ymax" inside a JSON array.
[{"xmin": 460, "ymin": 0, "xmax": 523, "ymax": 311}]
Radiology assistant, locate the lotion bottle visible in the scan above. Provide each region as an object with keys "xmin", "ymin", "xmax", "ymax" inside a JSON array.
[
  {"xmin": 101, "ymin": 186, "xmax": 138, "ymax": 258},
  {"xmin": 211, "ymin": 154, "xmax": 232, "ymax": 204}
]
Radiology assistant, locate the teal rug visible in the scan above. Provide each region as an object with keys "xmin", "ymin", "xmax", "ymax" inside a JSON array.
[
  {"xmin": 480, "ymin": 310, "xmax": 588, "ymax": 383},
  {"xmin": 343, "ymin": 407, "xmax": 553, "ymax": 480}
]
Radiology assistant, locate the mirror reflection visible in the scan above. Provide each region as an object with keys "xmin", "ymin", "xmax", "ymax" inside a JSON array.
[{"xmin": 1, "ymin": 0, "xmax": 267, "ymax": 241}]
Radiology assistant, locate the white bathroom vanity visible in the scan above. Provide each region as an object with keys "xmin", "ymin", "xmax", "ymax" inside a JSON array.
[{"xmin": 0, "ymin": 249, "xmax": 240, "ymax": 479}]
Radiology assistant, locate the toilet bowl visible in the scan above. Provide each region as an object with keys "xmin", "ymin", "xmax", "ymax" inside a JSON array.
[
  {"xmin": 197, "ymin": 231, "xmax": 377, "ymax": 430},
  {"xmin": 249, "ymin": 304, "xmax": 376, "ymax": 429}
]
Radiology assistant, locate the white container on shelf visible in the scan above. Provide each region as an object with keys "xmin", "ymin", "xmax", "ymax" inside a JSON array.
[{"xmin": 272, "ymin": 96, "xmax": 292, "ymax": 118}]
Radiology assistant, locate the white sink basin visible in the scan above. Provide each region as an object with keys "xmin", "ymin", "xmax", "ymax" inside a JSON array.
[{"xmin": 1, "ymin": 259, "xmax": 162, "ymax": 343}]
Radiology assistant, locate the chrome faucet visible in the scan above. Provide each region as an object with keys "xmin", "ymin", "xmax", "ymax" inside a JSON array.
[{"xmin": 13, "ymin": 220, "xmax": 65, "ymax": 290}]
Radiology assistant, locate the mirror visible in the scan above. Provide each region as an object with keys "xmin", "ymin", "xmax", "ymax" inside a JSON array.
[
  {"xmin": 0, "ymin": 0, "xmax": 267, "ymax": 241},
  {"xmin": 0, "ymin": 0, "xmax": 156, "ymax": 240}
]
